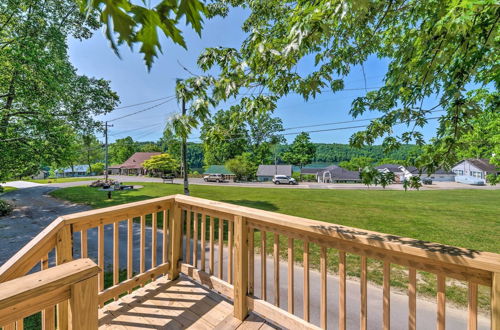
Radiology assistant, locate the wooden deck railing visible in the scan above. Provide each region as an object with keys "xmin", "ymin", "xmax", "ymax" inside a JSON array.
[{"xmin": 0, "ymin": 194, "xmax": 499, "ymax": 329}]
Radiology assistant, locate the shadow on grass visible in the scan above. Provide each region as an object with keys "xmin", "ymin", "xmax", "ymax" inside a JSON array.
[{"xmin": 220, "ymin": 199, "xmax": 279, "ymax": 212}]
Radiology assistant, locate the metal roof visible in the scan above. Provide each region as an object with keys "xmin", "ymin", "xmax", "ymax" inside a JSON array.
[{"xmin": 257, "ymin": 165, "xmax": 292, "ymax": 177}]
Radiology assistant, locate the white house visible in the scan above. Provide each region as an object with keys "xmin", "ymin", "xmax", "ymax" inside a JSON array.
[{"xmin": 452, "ymin": 159, "xmax": 498, "ymax": 181}]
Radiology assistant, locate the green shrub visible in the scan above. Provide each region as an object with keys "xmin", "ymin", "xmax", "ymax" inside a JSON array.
[
  {"xmin": 0, "ymin": 199, "xmax": 13, "ymax": 216},
  {"xmin": 0, "ymin": 186, "xmax": 3, "ymax": 193}
]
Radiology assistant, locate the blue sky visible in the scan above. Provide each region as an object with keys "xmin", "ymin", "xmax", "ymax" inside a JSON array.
[{"xmin": 68, "ymin": 8, "xmax": 439, "ymax": 144}]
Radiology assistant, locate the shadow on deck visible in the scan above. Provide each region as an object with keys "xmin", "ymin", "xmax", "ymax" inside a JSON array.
[{"xmin": 99, "ymin": 276, "xmax": 279, "ymax": 329}]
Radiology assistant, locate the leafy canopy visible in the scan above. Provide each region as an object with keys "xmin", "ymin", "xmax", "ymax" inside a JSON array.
[
  {"xmin": 282, "ymin": 132, "xmax": 316, "ymax": 168},
  {"xmin": 180, "ymin": 0, "xmax": 499, "ymax": 171},
  {"xmin": 142, "ymin": 153, "xmax": 179, "ymax": 173},
  {"xmin": 79, "ymin": 0, "xmax": 209, "ymax": 69}
]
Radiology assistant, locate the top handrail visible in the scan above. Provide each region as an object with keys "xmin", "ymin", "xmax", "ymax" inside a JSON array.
[
  {"xmin": 0, "ymin": 193, "xmax": 498, "ymax": 286},
  {"xmin": 174, "ymin": 194, "xmax": 500, "ymax": 275}
]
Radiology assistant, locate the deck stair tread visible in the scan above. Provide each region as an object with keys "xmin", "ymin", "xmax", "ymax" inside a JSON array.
[{"xmin": 99, "ymin": 275, "xmax": 280, "ymax": 329}]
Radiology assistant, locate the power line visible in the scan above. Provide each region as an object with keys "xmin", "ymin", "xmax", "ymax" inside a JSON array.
[
  {"xmin": 114, "ymin": 96, "xmax": 175, "ymax": 109},
  {"xmin": 107, "ymin": 96, "xmax": 176, "ymax": 122},
  {"xmin": 109, "ymin": 122, "xmax": 165, "ymax": 137}
]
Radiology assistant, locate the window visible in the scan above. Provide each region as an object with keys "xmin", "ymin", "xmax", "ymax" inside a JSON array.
[
  {"xmin": 454, "ymin": 170, "xmax": 464, "ymax": 175},
  {"xmin": 470, "ymin": 171, "xmax": 483, "ymax": 179}
]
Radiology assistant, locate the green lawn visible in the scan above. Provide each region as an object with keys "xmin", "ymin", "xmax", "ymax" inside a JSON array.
[
  {"xmin": 50, "ymin": 183, "xmax": 500, "ymax": 310},
  {"xmin": 28, "ymin": 177, "xmax": 98, "ymax": 184},
  {"xmin": 1, "ymin": 186, "xmax": 17, "ymax": 194},
  {"xmin": 51, "ymin": 183, "xmax": 499, "ymax": 253}
]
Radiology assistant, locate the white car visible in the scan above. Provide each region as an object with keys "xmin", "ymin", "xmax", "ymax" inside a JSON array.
[{"xmin": 272, "ymin": 175, "xmax": 297, "ymax": 185}]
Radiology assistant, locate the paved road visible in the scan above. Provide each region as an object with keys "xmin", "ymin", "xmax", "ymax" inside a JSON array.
[{"xmin": 0, "ymin": 182, "xmax": 491, "ymax": 329}]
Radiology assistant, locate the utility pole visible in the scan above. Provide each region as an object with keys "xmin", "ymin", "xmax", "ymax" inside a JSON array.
[
  {"xmin": 104, "ymin": 121, "xmax": 113, "ymax": 181},
  {"xmin": 181, "ymin": 97, "xmax": 189, "ymax": 195}
]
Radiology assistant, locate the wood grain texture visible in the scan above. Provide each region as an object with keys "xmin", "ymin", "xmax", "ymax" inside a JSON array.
[
  {"xmin": 360, "ymin": 256, "xmax": 367, "ymax": 330},
  {"xmin": 0, "ymin": 259, "xmax": 99, "ymax": 326},
  {"xmin": 113, "ymin": 221, "xmax": 119, "ymax": 293},
  {"xmin": 175, "ymin": 195, "xmax": 500, "ymax": 276},
  {"xmin": 41, "ymin": 254, "xmax": 55, "ymax": 330},
  {"xmin": 162, "ymin": 209, "xmax": 168, "ymax": 265},
  {"xmin": 228, "ymin": 220, "xmax": 233, "ymax": 284},
  {"xmin": 288, "ymin": 237, "xmax": 294, "ymax": 314},
  {"xmin": 201, "ymin": 213, "xmax": 206, "ymax": 272},
  {"xmin": 219, "ymin": 218, "xmax": 224, "ymax": 279},
  {"xmin": 69, "ymin": 275, "xmax": 98, "ymax": 329},
  {"xmin": 152, "ymin": 212, "xmax": 157, "ymax": 268},
  {"xmin": 261, "ymin": 230, "xmax": 267, "ymax": 301},
  {"xmin": 140, "ymin": 215, "xmax": 146, "ymax": 274},
  {"xmin": 98, "ymin": 224, "xmax": 104, "ymax": 293},
  {"xmin": 409, "ymin": 267, "xmax": 417, "ymax": 330},
  {"xmin": 186, "ymin": 211, "xmax": 191, "ymax": 265},
  {"xmin": 169, "ymin": 206, "xmax": 182, "ymax": 280},
  {"xmin": 210, "ymin": 217, "xmax": 215, "ymax": 276},
  {"xmin": 80, "ymin": 230, "xmax": 87, "ymax": 258},
  {"xmin": 468, "ymin": 281, "xmax": 477, "ymax": 330},
  {"xmin": 248, "ymin": 228, "xmax": 254, "ymax": 295},
  {"xmin": 274, "ymin": 233, "xmax": 280, "ymax": 307},
  {"xmin": 383, "ymin": 261, "xmax": 390, "ymax": 330},
  {"xmin": 233, "ymin": 215, "xmax": 248, "ymax": 320},
  {"xmin": 127, "ymin": 218, "xmax": 133, "ymax": 281},
  {"xmin": 339, "ymin": 250, "xmax": 346, "ymax": 330},
  {"xmin": 437, "ymin": 275, "xmax": 446, "ymax": 330},
  {"xmin": 493, "ymin": 272, "xmax": 500, "ymax": 330},
  {"xmin": 320, "ymin": 246, "xmax": 327, "ymax": 329},
  {"xmin": 193, "ymin": 212, "xmax": 199, "ymax": 268},
  {"xmin": 56, "ymin": 225, "xmax": 72, "ymax": 330},
  {"xmin": 303, "ymin": 241, "xmax": 310, "ymax": 322}
]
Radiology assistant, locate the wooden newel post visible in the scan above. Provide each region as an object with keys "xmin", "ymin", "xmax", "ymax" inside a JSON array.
[
  {"xmin": 169, "ymin": 205, "xmax": 182, "ymax": 280},
  {"xmin": 69, "ymin": 275, "xmax": 98, "ymax": 329},
  {"xmin": 234, "ymin": 215, "xmax": 248, "ymax": 320},
  {"xmin": 493, "ymin": 272, "xmax": 500, "ymax": 330},
  {"xmin": 56, "ymin": 225, "xmax": 73, "ymax": 330}
]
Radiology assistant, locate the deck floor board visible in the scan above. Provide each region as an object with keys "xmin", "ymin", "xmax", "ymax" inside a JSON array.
[{"xmin": 99, "ymin": 276, "xmax": 279, "ymax": 329}]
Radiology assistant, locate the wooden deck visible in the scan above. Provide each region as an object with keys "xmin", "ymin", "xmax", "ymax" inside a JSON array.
[{"xmin": 98, "ymin": 276, "xmax": 279, "ymax": 329}]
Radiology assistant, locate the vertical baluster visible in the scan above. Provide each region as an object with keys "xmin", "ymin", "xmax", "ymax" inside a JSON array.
[
  {"xmin": 339, "ymin": 251, "xmax": 346, "ymax": 330},
  {"xmin": 41, "ymin": 254, "xmax": 55, "ymax": 330},
  {"xmin": 248, "ymin": 227, "xmax": 254, "ymax": 295},
  {"xmin": 274, "ymin": 233, "xmax": 280, "ymax": 307},
  {"xmin": 186, "ymin": 211, "xmax": 191, "ymax": 264},
  {"xmin": 113, "ymin": 221, "xmax": 119, "ymax": 300},
  {"xmin": 491, "ymin": 273, "xmax": 500, "ymax": 330},
  {"xmin": 408, "ymin": 267, "xmax": 417, "ymax": 330},
  {"xmin": 98, "ymin": 224, "xmax": 105, "ymax": 292},
  {"xmin": 201, "ymin": 213, "xmax": 206, "ymax": 272},
  {"xmin": 320, "ymin": 246, "xmax": 327, "ymax": 329},
  {"xmin": 152, "ymin": 212, "xmax": 157, "ymax": 268},
  {"xmin": 127, "ymin": 218, "xmax": 133, "ymax": 293},
  {"xmin": 228, "ymin": 220, "xmax": 233, "ymax": 284},
  {"xmin": 162, "ymin": 210, "xmax": 168, "ymax": 265},
  {"xmin": 209, "ymin": 216, "xmax": 215, "ymax": 275},
  {"xmin": 193, "ymin": 212, "xmax": 199, "ymax": 268},
  {"xmin": 218, "ymin": 218, "xmax": 224, "ymax": 279},
  {"xmin": 437, "ymin": 275, "xmax": 446, "ymax": 330},
  {"xmin": 360, "ymin": 256, "xmax": 367, "ymax": 330},
  {"xmin": 261, "ymin": 230, "xmax": 267, "ymax": 301},
  {"xmin": 140, "ymin": 215, "xmax": 146, "ymax": 275},
  {"xmin": 81, "ymin": 229, "xmax": 88, "ymax": 258},
  {"xmin": 468, "ymin": 282, "xmax": 477, "ymax": 330},
  {"xmin": 383, "ymin": 261, "xmax": 390, "ymax": 330},
  {"xmin": 16, "ymin": 319, "xmax": 23, "ymax": 330},
  {"xmin": 303, "ymin": 241, "xmax": 310, "ymax": 322},
  {"xmin": 288, "ymin": 237, "xmax": 294, "ymax": 314}
]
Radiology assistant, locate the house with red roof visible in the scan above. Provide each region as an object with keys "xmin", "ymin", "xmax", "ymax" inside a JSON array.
[{"xmin": 109, "ymin": 152, "xmax": 161, "ymax": 175}]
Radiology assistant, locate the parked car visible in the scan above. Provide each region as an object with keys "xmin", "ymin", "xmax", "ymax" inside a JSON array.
[
  {"xmin": 203, "ymin": 174, "xmax": 226, "ymax": 183},
  {"xmin": 272, "ymin": 175, "xmax": 297, "ymax": 185},
  {"xmin": 422, "ymin": 177, "xmax": 433, "ymax": 185}
]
